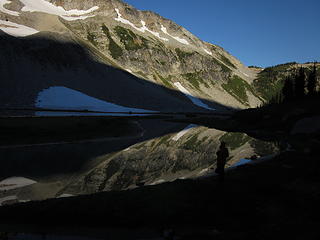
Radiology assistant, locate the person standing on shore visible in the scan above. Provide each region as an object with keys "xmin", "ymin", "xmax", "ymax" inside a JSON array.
[{"xmin": 215, "ymin": 141, "xmax": 229, "ymax": 181}]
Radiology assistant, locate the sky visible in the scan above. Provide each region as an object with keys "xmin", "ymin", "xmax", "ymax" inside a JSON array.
[{"xmin": 124, "ymin": 0, "xmax": 320, "ymax": 68}]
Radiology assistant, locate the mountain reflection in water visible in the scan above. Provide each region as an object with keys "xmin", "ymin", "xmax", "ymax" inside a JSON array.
[{"xmin": 0, "ymin": 119, "xmax": 278, "ymax": 204}]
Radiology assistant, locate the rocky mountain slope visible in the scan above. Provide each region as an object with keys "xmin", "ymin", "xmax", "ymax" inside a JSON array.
[{"xmin": 0, "ymin": 0, "xmax": 262, "ymax": 112}]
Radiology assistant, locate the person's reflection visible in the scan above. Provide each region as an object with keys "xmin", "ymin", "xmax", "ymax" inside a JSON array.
[{"xmin": 215, "ymin": 141, "xmax": 229, "ymax": 181}]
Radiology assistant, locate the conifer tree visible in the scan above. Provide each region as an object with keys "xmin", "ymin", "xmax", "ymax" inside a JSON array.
[
  {"xmin": 294, "ymin": 67, "xmax": 306, "ymax": 98},
  {"xmin": 307, "ymin": 63, "xmax": 317, "ymax": 96},
  {"xmin": 282, "ymin": 76, "xmax": 294, "ymax": 102}
]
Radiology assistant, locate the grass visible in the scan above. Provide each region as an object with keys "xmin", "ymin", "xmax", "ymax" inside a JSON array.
[
  {"xmin": 219, "ymin": 53, "xmax": 236, "ymax": 68},
  {"xmin": 181, "ymin": 71, "xmax": 209, "ymax": 89},
  {"xmin": 154, "ymin": 72, "xmax": 173, "ymax": 88},
  {"xmin": 183, "ymin": 135, "xmax": 199, "ymax": 151},
  {"xmin": 101, "ymin": 25, "xmax": 123, "ymax": 59},
  {"xmin": 249, "ymin": 139, "xmax": 279, "ymax": 156},
  {"xmin": 154, "ymin": 134, "xmax": 172, "ymax": 148},
  {"xmin": 155, "ymin": 59, "xmax": 166, "ymax": 66},
  {"xmin": 182, "ymin": 133, "xmax": 208, "ymax": 152},
  {"xmin": 222, "ymin": 75, "xmax": 253, "ymax": 105},
  {"xmin": 114, "ymin": 26, "xmax": 148, "ymax": 51},
  {"xmin": 211, "ymin": 57, "xmax": 232, "ymax": 73},
  {"xmin": 219, "ymin": 132, "xmax": 251, "ymax": 150},
  {"xmin": 175, "ymin": 48, "xmax": 194, "ymax": 63}
]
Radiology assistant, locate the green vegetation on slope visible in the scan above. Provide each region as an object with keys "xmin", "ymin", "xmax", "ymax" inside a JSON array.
[
  {"xmin": 219, "ymin": 132, "xmax": 251, "ymax": 150},
  {"xmin": 175, "ymin": 48, "xmax": 194, "ymax": 63},
  {"xmin": 153, "ymin": 72, "xmax": 173, "ymax": 88},
  {"xmin": 114, "ymin": 26, "xmax": 149, "ymax": 51},
  {"xmin": 222, "ymin": 75, "xmax": 255, "ymax": 105},
  {"xmin": 182, "ymin": 134, "xmax": 208, "ymax": 153},
  {"xmin": 249, "ymin": 139, "xmax": 279, "ymax": 156},
  {"xmin": 101, "ymin": 25, "xmax": 123, "ymax": 59},
  {"xmin": 252, "ymin": 62, "xmax": 297, "ymax": 101},
  {"xmin": 219, "ymin": 54, "xmax": 236, "ymax": 68},
  {"xmin": 181, "ymin": 71, "xmax": 209, "ymax": 89},
  {"xmin": 154, "ymin": 134, "xmax": 172, "ymax": 148},
  {"xmin": 254, "ymin": 63, "xmax": 320, "ymax": 105},
  {"xmin": 211, "ymin": 58, "xmax": 232, "ymax": 73}
]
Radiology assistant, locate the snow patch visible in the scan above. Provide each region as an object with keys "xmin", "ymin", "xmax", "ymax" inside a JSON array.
[
  {"xmin": 0, "ymin": 0, "xmax": 20, "ymax": 16},
  {"xmin": 232, "ymin": 158, "xmax": 251, "ymax": 167},
  {"xmin": 125, "ymin": 69, "xmax": 133, "ymax": 73},
  {"xmin": 57, "ymin": 194, "xmax": 74, "ymax": 198},
  {"xmin": 0, "ymin": 177, "xmax": 36, "ymax": 191},
  {"xmin": 0, "ymin": 19, "xmax": 39, "ymax": 37},
  {"xmin": 36, "ymin": 86, "xmax": 155, "ymax": 114},
  {"xmin": 173, "ymin": 82, "xmax": 215, "ymax": 110},
  {"xmin": 0, "ymin": 195, "xmax": 18, "ymax": 206},
  {"xmin": 20, "ymin": 0, "xmax": 99, "ymax": 21},
  {"xmin": 114, "ymin": 8, "xmax": 168, "ymax": 41},
  {"xmin": 203, "ymin": 48, "xmax": 212, "ymax": 56},
  {"xmin": 199, "ymin": 168, "xmax": 209, "ymax": 175},
  {"xmin": 150, "ymin": 179, "xmax": 165, "ymax": 185},
  {"xmin": 123, "ymin": 147, "xmax": 131, "ymax": 152},
  {"xmin": 60, "ymin": 15, "xmax": 96, "ymax": 21},
  {"xmin": 172, "ymin": 124, "xmax": 197, "ymax": 141},
  {"xmin": 161, "ymin": 24, "xmax": 189, "ymax": 45}
]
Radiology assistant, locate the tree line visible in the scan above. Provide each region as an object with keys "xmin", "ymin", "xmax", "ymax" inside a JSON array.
[{"xmin": 267, "ymin": 63, "xmax": 318, "ymax": 104}]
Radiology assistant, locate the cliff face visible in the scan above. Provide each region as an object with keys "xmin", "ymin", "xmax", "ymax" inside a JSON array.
[
  {"xmin": 0, "ymin": 0, "xmax": 262, "ymax": 111},
  {"xmin": 60, "ymin": 0, "xmax": 261, "ymax": 108}
]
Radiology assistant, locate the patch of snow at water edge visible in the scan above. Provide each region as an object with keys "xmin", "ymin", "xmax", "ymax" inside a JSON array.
[
  {"xmin": 199, "ymin": 168, "xmax": 209, "ymax": 175},
  {"xmin": 0, "ymin": 195, "xmax": 18, "ymax": 206},
  {"xmin": 20, "ymin": 0, "xmax": 99, "ymax": 21},
  {"xmin": 0, "ymin": 19, "xmax": 39, "ymax": 36},
  {"xmin": 203, "ymin": 48, "xmax": 212, "ymax": 56},
  {"xmin": 0, "ymin": 0, "xmax": 20, "ymax": 16},
  {"xmin": 161, "ymin": 24, "xmax": 189, "ymax": 45},
  {"xmin": 125, "ymin": 69, "xmax": 133, "ymax": 73},
  {"xmin": 149, "ymin": 179, "xmax": 165, "ymax": 185},
  {"xmin": 0, "ymin": 177, "xmax": 36, "ymax": 191},
  {"xmin": 173, "ymin": 82, "xmax": 215, "ymax": 110},
  {"xmin": 232, "ymin": 158, "xmax": 251, "ymax": 167},
  {"xmin": 36, "ymin": 86, "xmax": 155, "ymax": 114},
  {"xmin": 57, "ymin": 194, "xmax": 74, "ymax": 198},
  {"xmin": 115, "ymin": 8, "xmax": 168, "ymax": 41},
  {"xmin": 172, "ymin": 124, "xmax": 197, "ymax": 141}
]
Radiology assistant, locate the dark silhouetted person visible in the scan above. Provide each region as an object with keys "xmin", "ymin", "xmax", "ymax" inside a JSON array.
[{"xmin": 215, "ymin": 141, "xmax": 229, "ymax": 181}]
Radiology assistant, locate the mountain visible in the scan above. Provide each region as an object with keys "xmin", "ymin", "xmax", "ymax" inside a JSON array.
[{"xmin": 0, "ymin": 0, "xmax": 262, "ymax": 113}]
